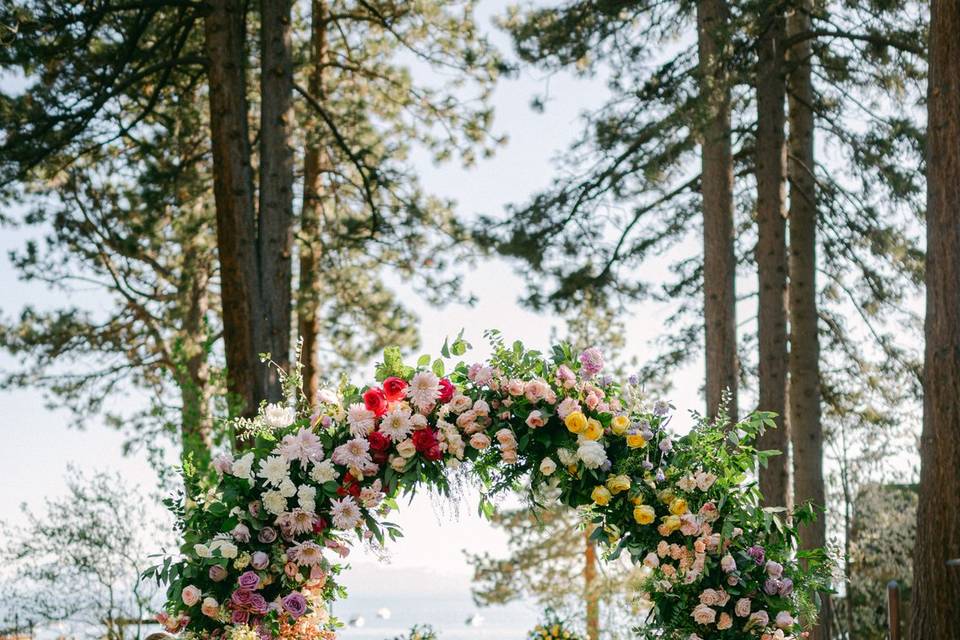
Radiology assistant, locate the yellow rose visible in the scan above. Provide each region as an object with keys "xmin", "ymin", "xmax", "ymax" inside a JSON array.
[
  {"xmin": 658, "ymin": 489, "xmax": 675, "ymax": 504},
  {"xmin": 591, "ymin": 485, "xmax": 613, "ymax": 506},
  {"xmin": 567, "ymin": 464, "xmax": 579, "ymax": 475},
  {"xmin": 633, "ymin": 504, "xmax": 656, "ymax": 525},
  {"xmin": 669, "ymin": 497, "xmax": 688, "ymax": 515},
  {"xmin": 625, "ymin": 433, "xmax": 647, "ymax": 448},
  {"xmin": 611, "ymin": 415, "xmax": 630, "ymax": 435},
  {"xmin": 630, "ymin": 493, "xmax": 644, "ymax": 505},
  {"xmin": 606, "ymin": 474, "xmax": 631, "ymax": 494},
  {"xmin": 564, "ymin": 411, "xmax": 588, "ymax": 434},
  {"xmin": 661, "ymin": 514, "xmax": 682, "ymax": 533},
  {"xmin": 582, "ymin": 418, "xmax": 604, "ymax": 440}
]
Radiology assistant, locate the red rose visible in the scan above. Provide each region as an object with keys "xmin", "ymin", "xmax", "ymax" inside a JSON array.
[
  {"xmin": 337, "ymin": 477, "xmax": 362, "ymax": 498},
  {"xmin": 363, "ymin": 387, "xmax": 388, "ymax": 416},
  {"xmin": 438, "ymin": 378, "xmax": 455, "ymax": 403},
  {"xmin": 368, "ymin": 430, "xmax": 391, "ymax": 452},
  {"xmin": 367, "ymin": 430, "xmax": 391, "ymax": 464},
  {"xmin": 312, "ymin": 517, "xmax": 328, "ymax": 534},
  {"xmin": 424, "ymin": 444, "xmax": 443, "ymax": 462},
  {"xmin": 412, "ymin": 428, "xmax": 439, "ymax": 453},
  {"xmin": 383, "ymin": 376, "xmax": 408, "ymax": 402}
]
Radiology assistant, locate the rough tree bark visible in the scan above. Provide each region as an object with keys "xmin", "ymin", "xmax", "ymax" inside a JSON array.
[
  {"xmin": 754, "ymin": 0, "xmax": 791, "ymax": 509},
  {"xmin": 178, "ymin": 233, "xmax": 213, "ymax": 469},
  {"xmin": 203, "ymin": 0, "xmax": 261, "ymax": 419},
  {"xmin": 697, "ymin": 0, "xmax": 738, "ymax": 422},
  {"xmin": 258, "ymin": 0, "xmax": 295, "ymax": 400},
  {"xmin": 298, "ymin": 0, "xmax": 329, "ymax": 402},
  {"xmin": 910, "ymin": 0, "xmax": 960, "ymax": 635},
  {"xmin": 786, "ymin": 1, "xmax": 829, "ymax": 636}
]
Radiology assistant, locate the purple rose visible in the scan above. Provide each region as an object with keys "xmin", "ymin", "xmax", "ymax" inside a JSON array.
[
  {"xmin": 579, "ymin": 347, "xmax": 604, "ymax": 377},
  {"xmin": 779, "ymin": 577, "xmax": 794, "ymax": 596},
  {"xmin": 231, "ymin": 524, "xmax": 251, "ymax": 543},
  {"xmin": 747, "ymin": 545, "xmax": 766, "ymax": 565},
  {"xmin": 209, "ymin": 565, "xmax": 228, "ymax": 582},
  {"xmin": 281, "ymin": 591, "xmax": 308, "ymax": 618},
  {"xmin": 764, "ymin": 578, "xmax": 782, "ymax": 595},
  {"xmin": 251, "ymin": 551, "xmax": 270, "ymax": 570},
  {"xmin": 237, "ymin": 570, "xmax": 260, "ymax": 591},
  {"xmin": 258, "ymin": 526, "xmax": 277, "ymax": 544},
  {"xmin": 248, "ymin": 593, "xmax": 268, "ymax": 615},
  {"xmin": 231, "ymin": 610, "xmax": 249, "ymax": 625},
  {"xmin": 231, "ymin": 589, "xmax": 254, "ymax": 606}
]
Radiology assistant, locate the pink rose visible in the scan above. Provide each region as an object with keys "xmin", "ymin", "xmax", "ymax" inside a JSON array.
[
  {"xmin": 557, "ymin": 397, "xmax": 580, "ymax": 419},
  {"xmin": 747, "ymin": 610, "xmax": 769, "ymax": 629},
  {"xmin": 717, "ymin": 612, "xmax": 733, "ymax": 630},
  {"xmin": 556, "ymin": 364, "xmax": 576, "ymax": 388},
  {"xmin": 721, "ymin": 554, "xmax": 737, "ymax": 573},
  {"xmin": 469, "ymin": 433, "xmax": 491, "ymax": 450},
  {"xmin": 699, "ymin": 589, "xmax": 720, "ymax": 606},
  {"xmin": 526, "ymin": 410, "xmax": 545, "ymax": 428},
  {"xmin": 181, "ymin": 585, "xmax": 201, "ymax": 607},
  {"xmin": 735, "ymin": 598, "xmax": 752, "ymax": 617},
  {"xmin": 201, "ymin": 597, "xmax": 219, "ymax": 618},
  {"xmin": 691, "ymin": 604, "xmax": 716, "ymax": 625},
  {"xmin": 775, "ymin": 611, "xmax": 795, "ymax": 629},
  {"xmin": 208, "ymin": 565, "xmax": 228, "ymax": 582}
]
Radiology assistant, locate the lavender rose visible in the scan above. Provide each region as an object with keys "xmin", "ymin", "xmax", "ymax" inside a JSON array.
[
  {"xmin": 258, "ymin": 526, "xmax": 277, "ymax": 544},
  {"xmin": 281, "ymin": 591, "xmax": 308, "ymax": 618},
  {"xmin": 251, "ymin": 551, "xmax": 270, "ymax": 570},
  {"xmin": 747, "ymin": 545, "xmax": 765, "ymax": 565},
  {"xmin": 237, "ymin": 570, "xmax": 260, "ymax": 591}
]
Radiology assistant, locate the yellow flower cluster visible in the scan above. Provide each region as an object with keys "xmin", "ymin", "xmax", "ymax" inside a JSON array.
[
  {"xmin": 532, "ymin": 624, "xmax": 574, "ymax": 640},
  {"xmin": 563, "ymin": 411, "xmax": 603, "ymax": 440}
]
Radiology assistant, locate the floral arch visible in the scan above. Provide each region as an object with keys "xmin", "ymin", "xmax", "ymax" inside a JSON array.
[{"xmin": 152, "ymin": 333, "xmax": 828, "ymax": 640}]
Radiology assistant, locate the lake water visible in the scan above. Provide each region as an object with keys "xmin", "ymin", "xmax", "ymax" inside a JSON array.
[{"xmin": 334, "ymin": 564, "xmax": 538, "ymax": 640}]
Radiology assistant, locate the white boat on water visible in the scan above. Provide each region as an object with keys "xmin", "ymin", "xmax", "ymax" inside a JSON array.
[
  {"xmin": 377, "ymin": 608, "xmax": 392, "ymax": 620},
  {"xmin": 349, "ymin": 616, "xmax": 365, "ymax": 628}
]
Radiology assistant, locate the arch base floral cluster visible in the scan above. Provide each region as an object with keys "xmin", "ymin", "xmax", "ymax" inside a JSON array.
[{"xmin": 153, "ymin": 333, "xmax": 829, "ymax": 640}]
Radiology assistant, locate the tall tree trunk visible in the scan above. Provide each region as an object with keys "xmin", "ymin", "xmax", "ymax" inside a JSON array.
[
  {"xmin": 298, "ymin": 0, "xmax": 329, "ymax": 402},
  {"xmin": 203, "ymin": 0, "xmax": 261, "ymax": 420},
  {"xmin": 787, "ymin": 2, "xmax": 828, "ymax": 636},
  {"xmin": 754, "ymin": 0, "xmax": 791, "ymax": 508},
  {"xmin": 910, "ymin": 0, "xmax": 960, "ymax": 635},
  {"xmin": 584, "ymin": 530, "xmax": 599, "ymax": 640},
  {"xmin": 258, "ymin": 0, "xmax": 295, "ymax": 401},
  {"xmin": 179, "ymin": 246, "xmax": 213, "ymax": 470},
  {"xmin": 697, "ymin": 0, "xmax": 738, "ymax": 422}
]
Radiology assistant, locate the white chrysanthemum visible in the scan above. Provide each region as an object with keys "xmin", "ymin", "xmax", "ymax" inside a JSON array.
[
  {"xmin": 230, "ymin": 452, "xmax": 255, "ymax": 482},
  {"xmin": 290, "ymin": 540, "xmax": 324, "ymax": 566},
  {"xmin": 278, "ymin": 477, "xmax": 297, "ymax": 498},
  {"xmin": 331, "ymin": 438, "xmax": 372, "ymax": 469},
  {"xmin": 347, "ymin": 403, "xmax": 377, "ymax": 437},
  {"xmin": 576, "ymin": 439, "xmax": 608, "ymax": 469},
  {"xmin": 298, "ymin": 485, "xmax": 317, "ymax": 512},
  {"xmin": 278, "ymin": 508, "xmax": 315, "ymax": 536},
  {"xmin": 379, "ymin": 407, "xmax": 413, "ymax": 442},
  {"xmin": 310, "ymin": 459, "xmax": 337, "ymax": 484},
  {"xmin": 330, "ymin": 496, "xmax": 362, "ymax": 530},
  {"xmin": 262, "ymin": 489, "xmax": 287, "ymax": 516},
  {"xmin": 278, "ymin": 428, "xmax": 324, "ymax": 464},
  {"xmin": 263, "ymin": 403, "xmax": 296, "ymax": 429},
  {"xmin": 407, "ymin": 371, "xmax": 441, "ymax": 411},
  {"xmin": 257, "ymin": 455, "xmax": 290, "ymax": 487}
]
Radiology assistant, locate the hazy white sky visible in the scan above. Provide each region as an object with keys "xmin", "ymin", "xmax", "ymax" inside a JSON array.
[{"xmin": 0, "ymin": 0, "xmax": 705, "ymax": 612}]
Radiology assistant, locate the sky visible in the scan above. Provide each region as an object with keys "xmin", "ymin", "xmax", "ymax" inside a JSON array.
[{"xmin": 0, "ymin": 1, "xmax": 707, "ymax": 637}]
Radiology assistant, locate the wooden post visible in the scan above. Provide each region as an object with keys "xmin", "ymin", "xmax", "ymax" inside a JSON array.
[{"xmin": 887, "ymin": 580, "xmax": 901, "ymax": 640}]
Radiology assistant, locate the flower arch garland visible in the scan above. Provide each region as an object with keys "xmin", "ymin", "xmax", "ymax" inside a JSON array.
[{"xmin": 153, "ymin": 333, "xmax": 829, "ymax": 640}]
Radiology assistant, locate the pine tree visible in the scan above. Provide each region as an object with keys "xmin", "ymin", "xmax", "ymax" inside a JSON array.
[{"xmin": 910, "ymin": 0, "xmax": 960, "ymax": 634}]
